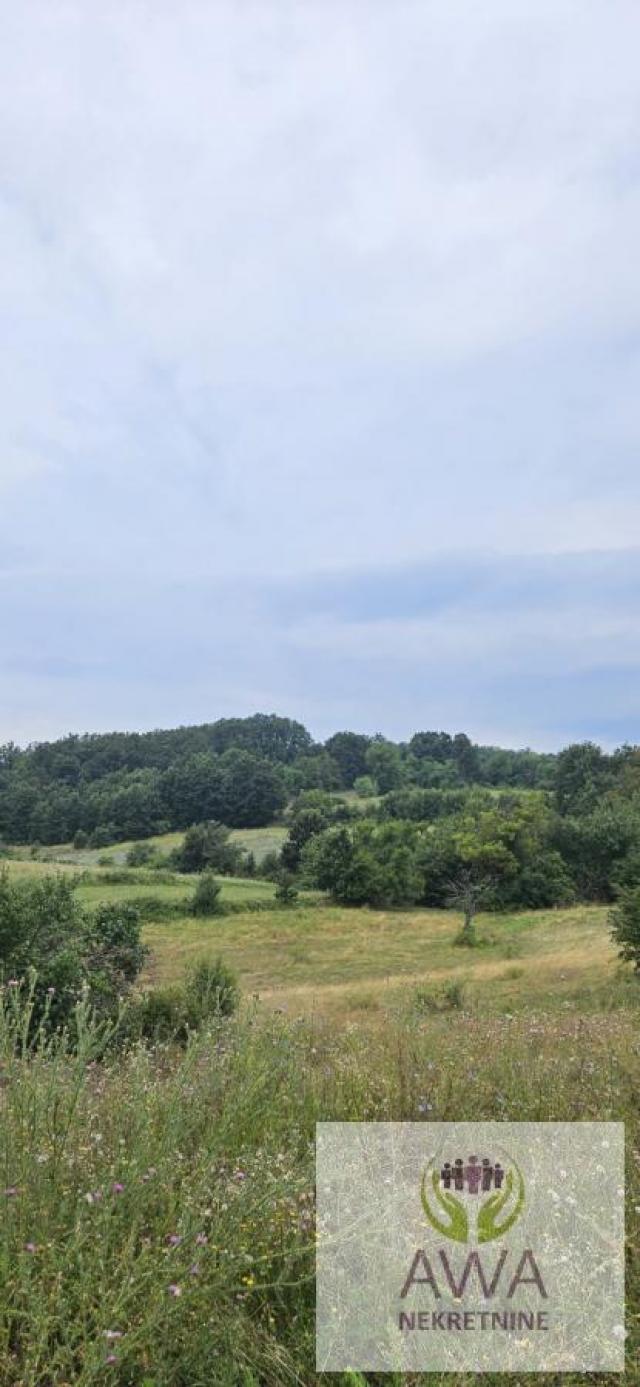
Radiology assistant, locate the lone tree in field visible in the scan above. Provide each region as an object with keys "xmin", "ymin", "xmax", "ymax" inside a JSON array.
[
  {"xmin": 610, "ymin": 886, "xmax": 640, "ymax": 972},
  {"xmin": 446, "ymin": 868, "xmax": 490, "ymax": 946}
]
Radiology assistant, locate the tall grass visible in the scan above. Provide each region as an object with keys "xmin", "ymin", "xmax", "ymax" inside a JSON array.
[{"xmin": 0, "ymin": 987, "xmax": 638, "ymax": 1385}]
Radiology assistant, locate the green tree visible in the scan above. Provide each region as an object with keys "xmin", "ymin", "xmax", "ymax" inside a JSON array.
[
  {"xmin": 173, "ymin": 822, "xmax": 242, "ymax": 875},
  {"xmin": 189, "ymin": 872, "xmax": 223, "ymax": 917},
  {"xmin": 610, "ymin": 887, "xmax": 640, "ymax": 972},
  {"xmin": 365, "ymin": 738, "xmax": 404, "ymax": 794},
  {"xmin": 323, "ymin": 732, "xmax": 370, "ymax": 787}
]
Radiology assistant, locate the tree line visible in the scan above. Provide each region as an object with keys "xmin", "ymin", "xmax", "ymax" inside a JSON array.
[{"xmin": 0, "ymin": 712, "xmax": 635, "ymax": 854}]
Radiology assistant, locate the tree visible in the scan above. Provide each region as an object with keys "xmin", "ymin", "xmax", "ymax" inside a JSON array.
[
  {"xmin": 446, "ymin": 869, "xmax": 490, "ymax": 946},
  {"xmin": 189, "ymin": 872, "xmax": 223, "ymax": 917},
  {"xmin": 209, "ymin": 714, "xmax": 312, "ymax": 763},
  {"xmin": 0, "ymin": 870, "xmax": 145, "ymax": 1033},
  {"xmin": 365, "ymin": 738, "xmax": 404, "ymax": 793},
  {"xmin": 217, "ymin": 749, "xmax": 287, "ymax": 827},
  {"xmin": 323, "ymin": 732, "xmax": 370, "ymax": 787},
  {"xmin": 275, "ymin": 871, "xmax": 299, "ymax": 907},
  {"xmin": 555, "ymin": 742, "xmax": 610, "ymax": 816},
  {"xmin": 173, "ymin": 822, "xmax": 242, "ymax": 875},
  {"xmin": 610, "ymin": 887, "xmax": 640, "ymax": 972}
]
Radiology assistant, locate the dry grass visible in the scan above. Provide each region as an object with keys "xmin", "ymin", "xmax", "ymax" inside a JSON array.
[{"xmin": 142, "ymin": 902, "xmax": 633, "ymax": 1024}]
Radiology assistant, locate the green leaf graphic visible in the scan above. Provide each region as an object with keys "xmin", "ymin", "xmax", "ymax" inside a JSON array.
[
  {"xmin": 477, "ymin": 1162, "xmax": 525, "ymax": 1243},
  {"xmin": 420, "ymin": 1167, "xmax": 469, "ymax": 1243}
]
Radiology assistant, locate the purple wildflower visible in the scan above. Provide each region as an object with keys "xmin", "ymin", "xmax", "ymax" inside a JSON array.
[
  {"xmin": 168, "ymin": 1283, "xmax": 182, "ymax": 1297},
  {"xmin": 167, "ymin": 1234, "xmax": 182, "ymax": 1246},
  {"xmin": 195, "ymin": 1232, "xmax": 208, "ymax": 1246},
  {"xmin": 24, "ymin": 1242, "xmax": 37, "ymax": 1253},
  {"xmin": 111, "ymin": 1182, "xmax": 124, "ymax": 1195}
]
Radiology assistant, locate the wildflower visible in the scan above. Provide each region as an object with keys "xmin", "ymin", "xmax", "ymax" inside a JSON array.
[
  {"xmin": 233, "ymin": 1170, "xmax": 246, "ymax": 1182},
  {"xmin": 105, "ymin": 1355, "xmax": 118, "ymax": 1365},
  {"xmin": 168, "ymin": 1283, "xmax": 182, "ymax": 1297},
  {"xmin": 195, "ymin": 1232, "xmax": 208, "ymax": 1246},
  {"xmin": 85, "ymin": 1190, "xmax": 103, "ymax": 1205},
  {"xmin": 111, "ymin": 1182, "xmax": 124, "ymax": 1195},
  {"xmin": 167, "ymin": 1234, "xmax": 182, "ymax": 1246},
  {"xmin": 46, "ymin": 987, "xmax": 55, "ymax": 996},
  {"xmin": 24, "ymin": 1242, "xmax": 37, "ymax": 1253},
  {"xmin": 189, "ymin": 1263, "xmax": 200, "ymax": 1276},
  {"xmin": 3, "ymin": 1187, "xmax": 18, "ymax": 1198},
  {"xmin": 103, "ymin": 1330, "xmax": 122, "ymax": 1340},
  {"xmin": 7, "ymin": 980, "xmax": 19, "ymax": 988}
]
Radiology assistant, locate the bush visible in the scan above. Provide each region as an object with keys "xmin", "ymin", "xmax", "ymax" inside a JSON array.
[
  {"xmin": 126, "ymin": 841, "xmax": 157, "ymax": 867},
  {"xmin": 185, "ymin": 956, "xmax": 239, "ymax": 1022},
  {"xmin": 89, "ymin": 824, "xmax": 119, "ymax": 848},
  {"xmin": 275, "ymin": 873, "xmax": 299, "ymax": 907},
  {"xmin": 73, "ymin": 829, "xmax": 88, "ymax": 849},
  {"xmin": 122, "ymin": 986, "xmax": 188, "ymax": 1043},
  {"xmin": 173, "ymin": 822, "xmax": 243, "ymax": 875},
  {"xmin": 259, "ymin": 850, "xmax": 283, "ymax": 881},
  {"xmin": 610, "ymin": 886, "xmax": 640, "ymax": 972},
  {"xmin": 189, "ymin": 872, "xmax": 223, "ymax": 917},
  {"xmin": 0, "ymin": 871, "xmax": 146, "ymax": 1035}
]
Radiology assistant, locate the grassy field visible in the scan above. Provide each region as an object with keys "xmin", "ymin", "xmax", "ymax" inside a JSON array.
[
  {"xmin": 2, "ymin": 853, "xmax": 633, "ymax": 1023},
  {"xmin": 144, "ymin": 901, "xmax": 633, "ymax": 1021},
  {"xmin": 1, "ymin": 845, "xmax": 639, "ymax": 1382},
  {"xmin": 34, "ymin": 825, "xmax": 288, "ymax": 868}
]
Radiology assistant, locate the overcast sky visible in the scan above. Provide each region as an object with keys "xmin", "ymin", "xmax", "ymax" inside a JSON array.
[{"xmin": 1, "ymin": 1, "xmax": 639, "ymax": 750}]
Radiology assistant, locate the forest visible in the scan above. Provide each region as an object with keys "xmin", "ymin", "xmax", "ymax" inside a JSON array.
[{"xmin": 1, "ymin": 713, "xmax": 639, "ymax": 918}]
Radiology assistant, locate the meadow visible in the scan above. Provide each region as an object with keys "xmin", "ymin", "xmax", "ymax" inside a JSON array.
[{"xmin": 0, "ymin": 837, "xmax": 638, "ymax": 1384}]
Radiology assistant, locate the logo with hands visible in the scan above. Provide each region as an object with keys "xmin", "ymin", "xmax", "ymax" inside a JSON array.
[{"xmin": 420, "ymin": 1150, "xmax": 525, "ymax": 1244}]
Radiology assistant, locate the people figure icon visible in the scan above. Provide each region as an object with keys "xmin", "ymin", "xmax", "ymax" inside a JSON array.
[
  {"xmin": 438, "ymin": 1155, "xmax": 507, "ymax": 1193},
  {"xmin": 440, "ymin": 1161, "xmax": 453, "ymax": 1189},
  {"xmin": 464, "ymin": 1155, "xmax": 482, "ymax": 1194}
]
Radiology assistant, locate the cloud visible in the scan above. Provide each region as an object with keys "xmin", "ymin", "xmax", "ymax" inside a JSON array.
[{"xmin": 0, "ymin": 2, "xmax": 639, "ymax": 745}]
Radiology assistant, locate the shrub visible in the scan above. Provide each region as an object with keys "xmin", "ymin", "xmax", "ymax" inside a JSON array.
[
  {"xmin": 89, "ymin": 824, "xmax": 118, "ymax": 849},
  {"xmin": 275, "ymin": 872, "xmax": 299, "ymax": 907},
  {"xmin": 184, "ymin": 956, "xmax": 239, "ymax": 1023},
  {"xmin": 126, "ymin": 841, "xmax": 157, "ymax": 867},
  {"xmin": 259, "ymin": 850, "xmax": 283, "ymax": 881},
  {"xmin": 173, "ymin": 822, "xmax": 243, "ymax": 875},
  {"xmin": 189, "ymin": 872, "xmax": 223, "ymax": 917},
  {"xmin": 610, "ymin": 886, "xmax": 640, "ymax": 972},
  {"xmin": 73, "ymin": 829, "xmax": 89, "ymax": 849},
  {"xmin": 122, "ymin": 986, "xmax": 188, "ymax": 1043},
  {"xmin": 0, "ymin": 871, "xmax": 146, "ymax": 1034}
]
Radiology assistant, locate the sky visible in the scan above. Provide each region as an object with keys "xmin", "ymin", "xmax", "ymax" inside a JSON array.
[{"xmin": 1, "ymin": 0, "xmax": 639, "ymax": 752}]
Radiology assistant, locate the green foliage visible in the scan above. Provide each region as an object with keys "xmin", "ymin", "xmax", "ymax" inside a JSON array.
[
  {"xmin": 189, "ymin": 872, "xmax": 224, "ymax": 917},
  {"xmin": 353, "ymin": 774, "xmax": 376, "ymax": 798},
  {"xmin": 184, "ymin": 956, "xmax": 239, "ymax": 1020},
  {"xmin": 303, "ymin": 821, "xmax": 423, "ymax": 907},
  {"xmin": 610, "ymin": 887, "xmax": 640, "ymax": 972},
  {"xmin": 364, "ymin": 737, "xmax": 404, "ymax": 793},
  {"xmin": 126, "ymin": 841, "xmax": 158, "ymax": 867},
  {"xmin": 0, "ymin": 870, "xmax": 145, "ymax": 1032},
  {"xmin": 173, "ymin": 821, "xmax": 242, "ymax": 875},
  {"xmin": 323, "ymin": 731, "xmax": 371, "ymax": 787},
  {"xmin": 0, "ymin": 996, "xmax": 635, "ymax": 1384},
  {"xmin": 274, "ymin": 873, "xmax": 299, "ymax": 907}
]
